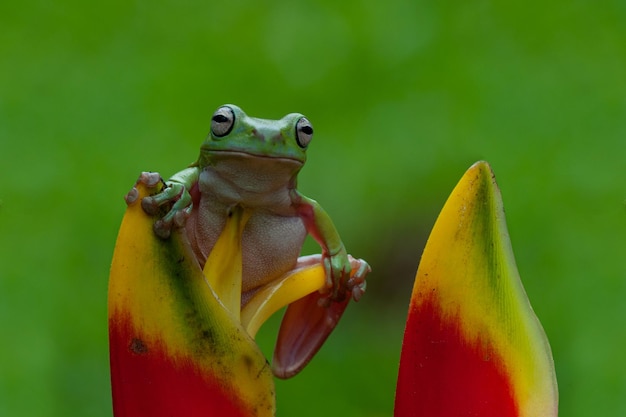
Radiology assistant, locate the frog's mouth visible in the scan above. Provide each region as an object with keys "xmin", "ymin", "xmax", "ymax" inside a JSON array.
[{"xmin": 208, "ymin": 150, "xmax": 305, "ymax": 166}]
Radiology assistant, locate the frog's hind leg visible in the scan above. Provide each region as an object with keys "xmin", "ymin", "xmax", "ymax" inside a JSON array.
[
  {"xmin": 241, "ymin": 255, "xmax": 369, "ymax": 379},
  {"xmin": 273, "ymin": 255, "xmax": 369, "ymax": 378},
  {"xmin": 272, "ymin": 287, "xmax": 351, "ymax": 379}
]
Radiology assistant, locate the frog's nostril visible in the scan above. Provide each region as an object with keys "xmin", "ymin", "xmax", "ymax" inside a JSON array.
[
  {"xmin": 251, "ymin": 128, "xmax": 266, "ymax": 141},
  {"xmin": 269, "ymin": 133, "xmax": 285, "ymax": 143}
]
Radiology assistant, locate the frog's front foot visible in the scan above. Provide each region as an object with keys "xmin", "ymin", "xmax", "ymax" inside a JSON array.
[
  {"xmin": 124, "ymin": 172, "xmax": 162, "ymax": 205},
  {"xmin": 321, "ymin": 253, "xmax": 370, "ymax": 304},
  {"xmin": 346, "ymin": 257, "xmax": 370, "ymax": 302},
  {"xmin": 126, "ymin": 172, "xmax": 193, "ymax": 239}
]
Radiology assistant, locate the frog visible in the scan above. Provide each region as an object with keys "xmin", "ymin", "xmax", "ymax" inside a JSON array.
[
  {"xmin": 129, "ymin": 104, "xmax": 370, "ymax": 377},
  {"xmin": 137, "ymin": 104, "xmax": 369, "ymax": 301}
]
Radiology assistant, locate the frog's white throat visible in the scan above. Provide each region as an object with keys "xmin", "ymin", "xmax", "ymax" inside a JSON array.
[{"xmin": 199, "ymin": 151, "xmax": 302, "ymax": 208}]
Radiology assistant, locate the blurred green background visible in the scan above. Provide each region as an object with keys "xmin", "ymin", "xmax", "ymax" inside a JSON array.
[{"xmin": 1, "ymin": 0, "xmax": 625, "ymax": 415}]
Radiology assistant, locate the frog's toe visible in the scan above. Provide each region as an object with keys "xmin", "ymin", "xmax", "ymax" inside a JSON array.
[
  {"xmin": 153, "ymin": 201, "xmax": 192, "ymax": 239},
  {"xmin": 125, "ymin": 172, "xmax": 163, "ymax": 206},
  {"xmin": 321, "ymin": 256, "xmax": 334, "ymax": 290},
  {"xmin": 153, "ymin": 218, "xmax": 173, "ymax": 239},
  {"xmin": 141, "ymin": 196, "xmax": 160, "ymax": 215},
  {"xmin": 350, "ymin": 280, "xmax": 366, "ymax": 302},
  {"xmin": 124, "ymin": 187, "xmax": 139, "ymax": 205},
  {"xmin": 138, "ymin": 171, "xmax": 162, "ymax": 187},
  {"xmin": 346, "ymin": 257, "xmax": 370, "ymax": 302},
  {"xmin": 173, "ymin": 206, "xmax": 191, "ymax": 228}
]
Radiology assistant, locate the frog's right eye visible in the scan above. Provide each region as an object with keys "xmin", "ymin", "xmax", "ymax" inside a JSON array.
[
  {"xmin": 295, "ymin": 117, "xmax": 313, "ymax": 148},
  {"xmin": 211, "ymin": 106, "xmax": 235, "ymax": 137}
]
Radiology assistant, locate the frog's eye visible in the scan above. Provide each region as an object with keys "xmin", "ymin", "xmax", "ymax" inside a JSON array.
[
  {"xmin": 211, "ymin": 106, "xmax": 235, "ymax": 137},
  {"xmin": 296, "ymin": 117, "xmax": 313, "ymax": 148}
]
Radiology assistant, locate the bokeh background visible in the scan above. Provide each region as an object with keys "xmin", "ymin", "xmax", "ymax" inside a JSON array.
[{"xmin": 1, "ymin": 0, "xmax": 625, "ymax": 415}]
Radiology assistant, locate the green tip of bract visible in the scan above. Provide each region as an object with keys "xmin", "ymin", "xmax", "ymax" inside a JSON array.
[{"xmin": 394, "ymin": 161, "xmax": 558, "ymax": 417}]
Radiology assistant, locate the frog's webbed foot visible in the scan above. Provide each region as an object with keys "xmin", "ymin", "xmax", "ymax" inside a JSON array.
[
  {"xmin": 300, "ymin": 254, "xmax": 369, "ymax": 305},
  {"xmin": 125, "ymin": 171, "xmax": 193, "ymax": 239},
  {"xmin": 320, "ymin": 251, "xmax": 370, "ymax": 304},
  {"xmin": 124, "ymin": 172, "xmax": 162, "ymax": 205}
]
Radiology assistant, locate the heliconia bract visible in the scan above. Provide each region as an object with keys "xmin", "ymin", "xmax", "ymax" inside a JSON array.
[
  {"xmin": 394, "ymin": 161, "xmax": 558, "ymax": 417},
  {"xmin": 109, "ymin": 180, "xmax": 276, "ymax": 417}
]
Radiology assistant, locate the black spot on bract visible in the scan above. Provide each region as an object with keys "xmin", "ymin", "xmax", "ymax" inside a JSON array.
[{"xmin": 129, "ymin": 338, "xmax": 148, "ymax": 354}]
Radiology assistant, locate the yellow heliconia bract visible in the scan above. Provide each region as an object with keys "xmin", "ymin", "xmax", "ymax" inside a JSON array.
[
  {"xmin": 395, "ymin": 161, "xmax": 558, "ymax": 417},
  {"xmin": 109, "ymin": 181, "xmax": 276, "ymax": 417},
  {"xmin": 242, "ymin": 264, "xmax": 326, "ymax": 338}
]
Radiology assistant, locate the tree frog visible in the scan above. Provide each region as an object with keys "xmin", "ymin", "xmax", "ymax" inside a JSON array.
[{"xmin": 138, "ymin": 104, "xmax": 369, "ymax": 304}]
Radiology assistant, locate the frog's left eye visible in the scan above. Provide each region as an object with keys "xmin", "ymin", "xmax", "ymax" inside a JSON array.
[
  {"xmin": 211, "ymin": 106, "xmax": 235, "ymax": 137},
  {"xmin": 296, "ymin": 117, "xmax": 313, "ymax": 148}
]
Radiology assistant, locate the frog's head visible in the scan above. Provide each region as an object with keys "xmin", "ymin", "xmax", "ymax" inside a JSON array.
[{"xmin": 199, "ymin": 104, "xmax": 312, "ymax": 169}]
